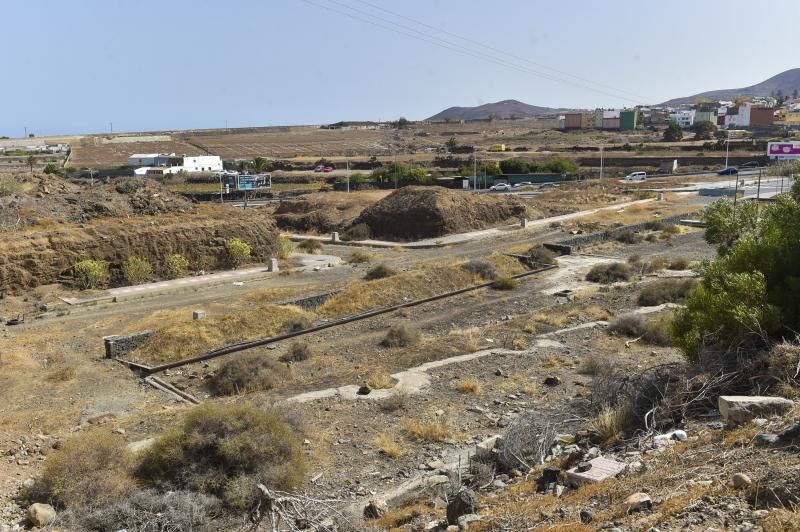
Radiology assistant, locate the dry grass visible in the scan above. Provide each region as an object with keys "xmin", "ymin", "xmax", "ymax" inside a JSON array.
[
  {"xmin": 449, "ymin": 326, "xmax": 481, "ymax": 353},
  {"xmin": 402, "ymin": 417, "xmax": 454, "ymax": 442},
  {"xmin": 46, "ymin": 365, "xmax": 77, "ymax": 382},
  {"xmin": 589, "ymin": 404, "xmax": 630, "ymax": 446},
  {"xmin": 367, "ymin": 374, "xmax": 395, "ymax": 390},
  {"xmin": 455, "ymin": 377, "xmax": 481, "ymax": 394},
  {"xmin": 129, "ymin": 304, "xmax": 315, "ymax": 364},
  {"xmin": 375, "ymin": 432, "xmax": 404, "ymax": 458},
  {"xmin": 530, "ymin": 304, "xmax": 611, "ymax": 328}
]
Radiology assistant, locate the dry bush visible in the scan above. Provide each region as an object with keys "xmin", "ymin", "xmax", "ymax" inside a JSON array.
[
  {"xmin": 31, "ymin": 432, "xmax": 135, "ymax": 509},
  {"xmin": 0, "ymin": 175, "xmax": 22, "ymax": 197},
  {"xmin": 527, "ymin": 246, "xmax": 557, "ymax": 266},
  {"xmin": 586, "ymin": 262, "xmax": 631, "ymax": 283},
  {"xmin": 608, "ymin": 314, "xmax": 673, "ymax": 346},
  {"xmin": 279, "ymin": 341, "xmax": 312, "ymax": 363},
  {"xmin": 380, "ymin": 323, "xmax": 420, "ymax": 347},
  {"xmin": 136, "ymin": 404, "xmax": 308, "ymax": 510},
  {"xmin": 375, "ymin": 433, "xmax": 404, "ymax": 458},
  {"xmin": 46, "ymin": 365, "xmax": 77, "ymax": 382},
  {"xmin": 463, "ymin": 258, "xmax": 498, "ymax": 280},
  {"xmin": 402, "ymin": 418, "xmax": 454, "ymax": 442},
  {"xmin": 380, "ymin": 391, "xmax": 408, "ymax": 413},
  {"xmin": 589, "ymin": 404, "xmax": 632, "ymax": 446},
  {"xmin": 347, "ymin": 250, "xmax": 372, "ymax": 264},
  {"xmin": 208, "ymin": 354, "xmax": 290, "ymax": 395},
  {"xmin": 495, "ymin": 411, "xmax": 556, "ymax": 472},
  {"xmin": 64, "ymin": 489, "xmax": 223, "ymax": 532},
  {"xmin": 614, "ymin": 229, "xmax": 642, "ymax": 244},
  {"xmin": 367, "ymin": 374, "xmax": 395, "ymax": 389},
  {"xmin": 455, "ymin": 378, "xmax": 481, "ymax": 394},
  {"xmin": 278, "ymin": 237, "xmax": 293, "ymax": 260},
  {"xmin": 578, "ymin": 353, "xmax": 609, "ymax": 376},
  {"xmin": 364, "ymin": 263, "xmax": 396, "ymax": 280},
  {"xmin": 296, "ymin": 239, "xmax": 323, "ymax": 254},
  {"xmin": 668, "ymin": 256, "xmax": 691, "ymax": 270},
  {"xmin": 341, "ymin": 222, "xmax": 371, "ymax": 241},
  {"xmin": 491, "ymin": 276, "xmax": 518, "ymax": 290},
  {"xmin": 638, "ymin": 279, "xmax": 697, "ymax": 306}
]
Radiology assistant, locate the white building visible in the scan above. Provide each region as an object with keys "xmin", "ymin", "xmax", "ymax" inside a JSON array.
[
  {"xmin": 669, "ymin": 109, "xmax": 696, "ymax": 128},
  {"xmin": 724, "ymin": 102, "xmax": 752, "ymax": 128},
  {"xmin": 129, "ymin": 153, "xmax": 222, "ymax": 175}
]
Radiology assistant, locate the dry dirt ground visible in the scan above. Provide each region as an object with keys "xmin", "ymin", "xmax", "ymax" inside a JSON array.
[{"xmin": 0, "ymin": 222, "xmax": 734, "ymax": 528}]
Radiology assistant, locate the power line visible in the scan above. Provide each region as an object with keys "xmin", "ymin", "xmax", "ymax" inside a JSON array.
[
  {"xmin": 302, "ymin": 0, "xmax": 644, "ymax": 104},
  {"xmin": 352, "ymin": 0, "xmax": 651, "ymax": 102}
]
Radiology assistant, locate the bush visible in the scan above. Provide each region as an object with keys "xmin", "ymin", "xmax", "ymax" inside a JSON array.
[
  {"xmin": 491, "ymin": 277, "xmax": 518, "ymax": 290},
  {"xmin": 73, "ymin": 259, "xmax": 109, "ymax": 289},
  {"xmin": 296, "ymin": 239, "xmax": 322, "ymax": 254},
  {"xmin": 455, "ymin": 378, "xmax": 481, "ymax": 394},
  {"xmin": 43, "ymin": 163, "xmax": 62, "ymax": 175},
  {"xmin": 348, "ymin": 250, "xmax": 372, "ymax": 264},
  {"xmin": 380, "ymin": 391, "xmax": 408, "ymax": 412},
  {"xmin": 668, "ymin": 257, "xmax": 690, "ymax": 270},
  {"xmin": 0, "ymin": 175, "xmax": 22, "ymax": 197},
  {"xmin": 207, "ymin": 354, "xmax": 290, "ymax": 395},
  {"xmin": 527, "ymin": 246, "xmax": 557, "ymax": 266},
  {"xmin": 463, "ymin": 259, "xmax": 498, "ymax": 280},
  {"xmin": 278, "ymin": 237, "xmax": 293, "ymax": 260},
  {"xmin": 381, "ymin": 323, "xmax": 420, "ymax": 347},
  {"xmin": 638, "ymin": 279, "xmax": 697, "ymax": 306},
  {"xmin": 609, "ymin": 314, "xmax": 672, "ymax": 346},
  {"xmin": 614, "ymin": 229, "xmax": 642, "ymax": 244},
  {"xmin": 342, "ymin": 223, "xmax": 371, "ymax": 241},
  {"xmin": 136, "ymin": 404, "xmax": 308, "ymax": 510},
  {"xmin": 586, "ymin": 262, "xmax": 631, "ymax": 283},
  {"xmin": 279, "ymin": 341, "xmax": 312, "ymax": 363},
  {"xmin": 32, "ymin": 432, "xmax": 135, "ymax": 509},
  {"xmin": 121, "ymin": 256, "xmax": 153, "ymax": 285},
  {"xmin": 365, "ymin": 263, "xmax": 396, "ymax": 280},
  {"xmin": 166, "ymin": 253, "xmax": 190, "ymax": 279},
  {"xmin": 402, "ymin": 418, "xmax": 454, "ymax": 442},
  {"xmin": 225, "ymin": 237, "xmax": 252, "ymax": 269}
]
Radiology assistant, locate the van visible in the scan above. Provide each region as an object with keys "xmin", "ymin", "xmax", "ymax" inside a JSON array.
[{"xmin": 624, "ymin": 171, "xmax": 647, "ymax": 181}]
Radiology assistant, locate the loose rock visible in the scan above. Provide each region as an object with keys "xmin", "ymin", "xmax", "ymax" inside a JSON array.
[
  {"xmin": 28, "ymin": 503, "xmax": 56, "ymax": 527},
  {"xmin": 625, "ymin": 492, "xmax": 652, "ymax": 513},
  {"xmin": 447, "ymin": 489, "xmax": 477, "ymax": 525},
  {"xmin": 732, "ymin": 473, "xmax": 752, "ymax": 490}
]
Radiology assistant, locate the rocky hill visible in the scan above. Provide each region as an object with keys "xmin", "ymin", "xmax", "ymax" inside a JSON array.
[
  {"xmin": 661, "ymin": 68, "xmax": 800, "ymax": 106},
  {"xmin": 426, "ymin": 99, "xmax": 568, "ymax": 121}
]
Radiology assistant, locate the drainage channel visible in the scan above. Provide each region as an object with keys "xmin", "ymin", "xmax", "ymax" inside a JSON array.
[{"xmin": 117, "ymin": 264, "xmax": 558, "ymax": 375}]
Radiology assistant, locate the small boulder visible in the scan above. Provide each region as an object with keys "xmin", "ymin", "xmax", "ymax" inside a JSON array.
[
  {"xmin": 28, "ymin": 503, "xmax": 56, "ymax": 527},
  {"xmin": 457, "ymin": 513, "xmax": 483, "ymax": 529},
  {"xmin": 543, "ymin": 376, "xmax": 561, "ymax": 386},
  {"xmin": 755, "ymin": 433, "xmax": 779, "ymax": 446},
  {"xmin": 732, "ymin": 473, "xmax": 752, "ymax": 490},
  {"xmin": 447, "ymin": 489, "xmax": 477, "ymax": 525},
  {"xmin": 624, "ymin": 492, "xmax": 652, "ymax": 513},
  {"xmin": 778, "ymin": 421, "xmax": 800, "ymax": 441},
  {"xmin": 363, "ymin": 499, "xmax": 387, "ymax": 519},
  {"xmin": 580, "ymin": 509, "xmax": 593, "ymax": 523},
  {"xmin": 357, "ymin": 384, "xmax": 372, "ymax": 396},
  {"xmin": 718, "ymin": 396, "xmax": 794, "ymax": 425}
]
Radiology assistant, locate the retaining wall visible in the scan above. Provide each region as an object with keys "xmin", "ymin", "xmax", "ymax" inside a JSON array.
[
  {"xmin": 275, "ymin": 289, "xmax": 342, "ymax": 310},
  {"xmin": 103, "ymin": 330, "xmax": 155, "ymax": 359}
]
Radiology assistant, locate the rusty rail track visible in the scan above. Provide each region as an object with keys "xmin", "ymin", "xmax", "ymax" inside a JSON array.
[{"xmin": 118, "ymin": 264, "xmax": 557, "ymax": 375}]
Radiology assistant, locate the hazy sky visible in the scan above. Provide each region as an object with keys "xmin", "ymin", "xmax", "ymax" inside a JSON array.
[{"xmin": 3, "ymin": 0, "xmax": 798, "ymax": 137}]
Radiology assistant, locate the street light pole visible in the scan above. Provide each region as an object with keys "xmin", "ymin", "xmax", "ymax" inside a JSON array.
[{"xmin": 724, "ymin": 129, "xmax": 731, "ymax": 169}]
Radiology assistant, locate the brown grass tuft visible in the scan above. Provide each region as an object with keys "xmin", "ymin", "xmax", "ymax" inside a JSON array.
[
  {"xmin": 455, "ymin": 377, "xmax": 481, "ymax": 394},
  {"xmin": 367, "ymin": 374, "xmax": 395, "ymax": 389},
  {"xmin": 375, "ymin": 433, "xmax": 404, "ymax": 458},
  {"xmin": 402, "ymin": 417, "xmax": 454, "ymax": 442}
]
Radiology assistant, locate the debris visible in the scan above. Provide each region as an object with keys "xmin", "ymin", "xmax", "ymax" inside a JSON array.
[{"xmin": 567, "ymin": 457, "xmax": 626, "ymax": 486}]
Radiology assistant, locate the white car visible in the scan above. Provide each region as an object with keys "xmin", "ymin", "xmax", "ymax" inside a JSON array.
[
  {"xmin": 624, "ymin": 171, "xmax": 647, "ymax": 181},
  {"xmin": 490, "ymin": 183, "xmax": 512, "ymax": 191},
  {"xmin": 512, "ymin": 181, "xmax": 532, "ymax": 188}
]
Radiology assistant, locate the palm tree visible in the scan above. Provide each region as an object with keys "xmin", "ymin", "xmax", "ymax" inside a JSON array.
[{"xmin": 251, "ymin": 157, "xmax": 269, "ymax": 174}]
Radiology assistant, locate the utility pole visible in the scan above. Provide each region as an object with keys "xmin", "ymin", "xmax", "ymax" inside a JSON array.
[
  {"xmin": 346, "ymin": 158, "xmax": 350, "ymax": 193},
  {"xmin": 24, "ymin": 126, "xmax": 27, "ymax": 138},
  {"xmin": 473, "ymin": 157, "xmax": 477, "ymax": 192},
  {"xmin": 724, "ymin": 129, "xmax": 731, "ymax": 169},
  {"xmin": 600, "ymin": 146, "xmax": 604, "ymax": 180}
]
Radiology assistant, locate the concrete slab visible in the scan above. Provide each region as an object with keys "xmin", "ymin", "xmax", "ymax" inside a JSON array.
[
  {"xmin": 566, "ymin": 457, "xmax": 626, "ymax": 486},
  {"xmin": 719, "ymin": 396, "xmax": 795, "ymax": 424}
]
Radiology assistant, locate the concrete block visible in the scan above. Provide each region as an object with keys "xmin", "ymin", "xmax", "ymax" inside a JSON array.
[
  {"xmin": 719, "ymin": 395, "xmax": 794, "ymax": 424},
  {"xmin": 566, "ymin": 457, "xmax": 626, "ymax": 486},
  {"xmin": 192, "ymin": 310, "xmax": 206, "ymax": 320},
  {"xmin": 331, "ymin": 231, "xmax": 340, "ymax": 242},
  {"xmin": 520, "ymin": 217, "xmax": 530, "ymax": 229},
  {"xmin": 267, "ymin": 258, "xmax": 279, "ymax": 272}
]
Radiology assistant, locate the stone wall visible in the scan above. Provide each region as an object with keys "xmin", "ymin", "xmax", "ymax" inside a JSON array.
[
  {"xmin": 103, "ymin": 330, "xmax": 155, "ymax": 359},
  {"xmin": 276, "ymin": 289, "xmax": 342, "ymax": 310}
]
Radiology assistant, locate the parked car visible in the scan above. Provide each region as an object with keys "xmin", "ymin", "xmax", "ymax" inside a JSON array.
[
  {"xmin": 489, "ymin": 183, "xmax": 512, "ymax": 191},
  {"xmin": 314, "ymin": 165, "xmax": 325, "ymax": 172},
  {"xmin": 717, "ymin": 167, "xmax": 738, "ymax": 175},
  {"xmin": 512, "ymin": 181, "xmax": 532, "ymax": 188},
  {"xmin": 323, "ymin": 166, "xmax": 334, "ymax": 172},
  {"xmin": 624, "ymin": 171, "xmax": 647, "ymax": 181}
]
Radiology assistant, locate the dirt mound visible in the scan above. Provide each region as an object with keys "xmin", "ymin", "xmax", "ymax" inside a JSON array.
[
  {"xmin": 0, "ymin": 174, "xmax": 193, "ymax": 231},
  {"xmin": 351, "ymin": 186, "xmax": 527, "ymax": 240},
  {"xmin": 272, "ymin": 191, "xmax": 387, "ymax": 234},
  {"xmin": 0, "ymin": 206, "xmax": 279, "ymax": 292}
]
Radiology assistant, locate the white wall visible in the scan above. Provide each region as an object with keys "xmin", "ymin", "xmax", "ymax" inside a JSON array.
[{"xmin": 181, "ymin": 155, "xmax": 222, "ymax": 172}]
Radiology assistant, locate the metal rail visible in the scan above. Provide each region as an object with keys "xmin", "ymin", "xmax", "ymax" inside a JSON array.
[{"xmin": 118, "ymin": 264, "xmax": 557, "ymax": 374}]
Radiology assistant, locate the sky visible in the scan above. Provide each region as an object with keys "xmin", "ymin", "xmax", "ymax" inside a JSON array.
[{"xmin": 2, "ymin": 0, "xmax": 799, "ymax": 137}]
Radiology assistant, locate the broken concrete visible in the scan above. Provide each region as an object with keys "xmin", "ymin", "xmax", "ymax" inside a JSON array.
[
  {"xmin": 718, "ymin": 396, "xmax": 794, "ymax": 424},
  {"xmin": 566, "ymin": 457, "xmax": 626, "ymax": 486}
]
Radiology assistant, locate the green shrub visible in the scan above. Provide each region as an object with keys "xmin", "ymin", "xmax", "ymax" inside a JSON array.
[
  {"xmin": 342, "ymin": 223, "xmax": 371, "ymax": 241},
  {"xmin": 296, "ymin": 239, "xmax": 323, "ymax": 254},
  {"xmin": 166, "ymin": 253, "xmax": 190, "ymax": 279},
  {"xmin": 43, "ymin": 163, "xmax": 62, "ymax": 175},
  {"xmin": 463, "ymin": 258, "xmax": 498, "ymax": 280},
  {"xmin": 208, "ymin": 353, "xmax": 290, "ymax": 396},
  {"xmin": 225, "ymin": 237, "xmax": 252, "ymax": 269},
  {"xmin": 491, "ymin": 277, "xmax": 518, "ymax": 290},
  {"xmin": 73, "ymin": 259, "xmax": 109, "ymax": 289},
  {"xmin": 121, "ymin": 256, "xmax": 153, "ymax": 285},
  {"xmin": 279, "ymin": 342, "xmax": 312, "ymax": 362},
  {"xmin": 365, "ymin": 263, "xmax": 395, "ymax": 280},
  {"xmin": 586, "ymin": 262, "xmax": 631, "ymax": 283},
  {"xmin": 668, "ymin": 257, "xmax": 690, "ymax": 270},
  {"xmin": 638, "ymin": 279, "xmax": 697, "ymax": 306},
  {"xmin": 380, "ymin": 323, "xmax": 420, "ymax": 347},
  {"xmin": 31, "ymin": 432, "xmax": 135, "ymax": 509},
  {"xmin": 136, "ymin": 404, "xmax": 308, "ymax": 510},
  {"xmin": 348, "ymin": 250, "xmax": 372, "ymax": 264}
]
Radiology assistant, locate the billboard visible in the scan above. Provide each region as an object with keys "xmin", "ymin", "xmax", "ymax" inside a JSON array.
[
  {"xmin": 237, "ymin": 174, "xmax": 271, "ymax": 190},
  {"xmin": 768, "ymin": 142, "xmax": 800, "ymax": 159}
]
